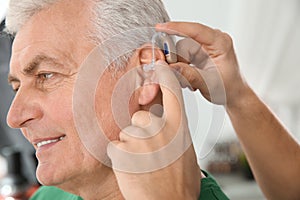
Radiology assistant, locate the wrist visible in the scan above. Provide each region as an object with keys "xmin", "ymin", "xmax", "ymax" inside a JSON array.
[{"xmin": 225, "ymin": 82, "xmax": 256, "ymax": 112}]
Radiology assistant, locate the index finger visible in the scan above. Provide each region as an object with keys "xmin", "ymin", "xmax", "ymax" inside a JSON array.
[{"xmin": 156, "ymin": 22, "xmax": 217, "ymax": 46}]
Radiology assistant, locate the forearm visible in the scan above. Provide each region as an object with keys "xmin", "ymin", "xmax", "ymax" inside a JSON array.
[
  {"xmin": 156, "ymin": 21, "xmax": 300, "ymax": 199},
  {"xmin": 226, "ymin": 86, "xmax": 300, "ymax": 199}
]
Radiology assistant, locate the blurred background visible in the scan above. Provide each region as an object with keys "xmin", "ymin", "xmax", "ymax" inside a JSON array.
[
  {"xmin": 163, "ymin": 0, "xmax": 300, "ymax": 199},
  {"xmin": 0, "ymin": 0, "xmax": 300, "ymax": 199}
]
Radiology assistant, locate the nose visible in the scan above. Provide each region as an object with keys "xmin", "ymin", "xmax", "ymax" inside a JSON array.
[{"xmin": 7, "ymin": 88, "xmax": 43, "ymax": 128}]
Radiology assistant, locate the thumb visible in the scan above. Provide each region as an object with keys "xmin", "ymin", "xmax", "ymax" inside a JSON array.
[{"xmin": 154, "ymin": 61, "xmax": 186, "ymax": 124}]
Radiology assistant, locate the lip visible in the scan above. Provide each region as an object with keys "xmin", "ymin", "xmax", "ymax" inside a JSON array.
[
  {"xmin": 34, "ymin": 135, "xmax": 66, "ymax": 159},
  {"xmin": 33, "ymin": 135, "xmax": 66, "ymax": 148}
]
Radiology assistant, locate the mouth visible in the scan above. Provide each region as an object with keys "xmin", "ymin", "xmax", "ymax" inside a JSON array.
[{"xmin": 35, "ymin": 135, "xmax": 66, "ymax": 148}]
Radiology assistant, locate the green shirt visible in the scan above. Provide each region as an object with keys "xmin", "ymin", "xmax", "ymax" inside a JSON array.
[
  {"xmin": 30, "ymin": 186, "xmax": 83, "ymax": 200},
  {"xmin": 199, "ymin": 171, "xmax": 229, "ymax": 200},
  {"xmin": 30, "ymin": 171, "xmax": 229, "ymax": 200}
]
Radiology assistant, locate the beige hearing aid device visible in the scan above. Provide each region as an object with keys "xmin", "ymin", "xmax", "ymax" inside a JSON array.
[
  {"xmin": 143, "ymin": 32, "xmax": 177, "ymax": 72},
  {"xmin": 156, "ymin": 32, "xmax": 177, "ymax": 64}
]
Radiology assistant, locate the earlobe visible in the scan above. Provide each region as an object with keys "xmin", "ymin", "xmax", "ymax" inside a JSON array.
[{"xmin": 138, "ymin": 81, "xmax": 160, "ymax": 106}]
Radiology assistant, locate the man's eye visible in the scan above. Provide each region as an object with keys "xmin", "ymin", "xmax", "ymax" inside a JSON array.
[
  {"xmin": 35, "ymin": 72, "xmax": 63, "ymax": 91},
  {"xmin": 38, "ymin": 73, "xmax": 54, "ymax": 80}
]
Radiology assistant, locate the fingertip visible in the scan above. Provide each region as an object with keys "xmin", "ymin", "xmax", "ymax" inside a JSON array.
[
  {"xmin": 131, "ymin": 110, "xmax": 150, "ymax": 127},
  {"xmin": 155, "ymin": 22, "xmax": 176, "ymax": 33},
  {"xmin": 156, "ymin": 22, "xmax": 167, "ymax": 27}
]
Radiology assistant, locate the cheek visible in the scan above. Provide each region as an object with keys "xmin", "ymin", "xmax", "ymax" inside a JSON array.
[
  {"xmin": 95, "ymin": 74, "xmax": 134, "ymax": 141},
  {"xmin": 95, "ymin": 88, "xmax": 119, "ymax": 140},
  {"xmin": 94, "ymin": 69, "xmax": 141, "ymax": 140},
  {"xmin": 41, "ymin": 90, "xmax": 76, "ymax": 141},
  {"xmin": 48, "ymin": 89, "xmax": 73, "ymax": 121},
  {"xmin": 128, "ymin": 89, "xmax": 141, "ymax": 116},
  {"xmin": 21, "ymin": 128, "xmax": 31, "ymax": 142}
]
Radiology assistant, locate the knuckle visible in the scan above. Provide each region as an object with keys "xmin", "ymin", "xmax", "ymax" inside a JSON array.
[
  {"xmin": 212, "ymin": 29, "xmax": 234, "ymax": 52},
  {"xmin": 214, "ymin": 28, "xmax": 223, "ymax": 34},
  {"xmin": 184, "ymin": 68, "xmax": 198, "ymax": 84},
  {"xmin": 188, "ymin": 74, "xmax": 198, "ymax": 86},
  {"xmin": 222, "ymin": 32, "xmax": 233, "ymax": 46},
  {"xmin": 213, "ymin": 29, "xmax": 223, "ymax": 38},
  {"xmin": 220, "ymin": 31, "xmax": 233, "ymax": 49}
]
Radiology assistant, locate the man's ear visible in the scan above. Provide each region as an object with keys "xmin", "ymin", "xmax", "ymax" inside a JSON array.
[
  {"xmin": 138, "ymin": 81, "xmax": 160, "ymax": 106},
  {"xmin": 139, "ymin": 43, "xmax": 165, "ymax": 64},
  {"xmin": 138, "ymin": 44, "xmax": 165, "ymax": 106}
]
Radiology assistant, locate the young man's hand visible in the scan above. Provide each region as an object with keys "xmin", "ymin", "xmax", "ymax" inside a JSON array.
[
  {"xmin": 156, "ymin": 22, "xmax": 250, "ymax": 107},
  {"xmin": 107, "ymin": 62, "xmax": 201, "ymax": 200}
]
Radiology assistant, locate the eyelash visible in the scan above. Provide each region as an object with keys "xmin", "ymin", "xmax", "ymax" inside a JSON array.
[
  {"xmin": 12, "ymin": 72, "xmax": 55, "ymax": 93},
  {"xmin": 37, "ymin": 72, "xmax": 54, "ymax": 81},
  {"xmin": 36, "ymin": 72, "xmax": 57, "ymax": 90}
]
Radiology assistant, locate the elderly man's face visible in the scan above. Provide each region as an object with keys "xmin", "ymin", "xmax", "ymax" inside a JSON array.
[{"xmin": 7, "ymin": 0, "xmax": 138, "ymax": 189}]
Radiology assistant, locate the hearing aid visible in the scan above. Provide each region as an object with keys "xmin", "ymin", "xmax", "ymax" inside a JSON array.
[
  {"xmin": 157, "ymin": 32, "xmax": 177, "ymax": 64},
  {"xmin": 143, "ymin": 32, "xmax": 177, "ymax": 72}
]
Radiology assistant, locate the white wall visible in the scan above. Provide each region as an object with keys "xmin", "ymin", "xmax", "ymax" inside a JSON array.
[
  {"xmin": 0, "ymin": 0, "xmax": 9, "ymax": 22},
  {"xmin": 162, "ymin": 0, "xmax": 300, "ymax": 166}
]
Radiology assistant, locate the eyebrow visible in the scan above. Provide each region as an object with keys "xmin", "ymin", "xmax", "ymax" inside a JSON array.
[{"xmin": 8, "ymin": 55, "xmax": 62, "ymax": 84}]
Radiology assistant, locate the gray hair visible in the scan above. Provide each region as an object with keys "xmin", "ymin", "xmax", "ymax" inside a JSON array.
[{"xmin": 5, "ymin": 0, "xmax": 170, "ymax": 69}]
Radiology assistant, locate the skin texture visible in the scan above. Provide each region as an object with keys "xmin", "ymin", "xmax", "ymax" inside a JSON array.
[
  {"xmin": 6, "ymin": 1, "xmax": 201, "ymax": 200},
  {"xmin": 7, "ymin": 1, "xmax": 123, "ymax": 199},
  {"xmin": 156, "ymin": 22, "xmax": 300, "ymax": 200},
  {"xmin": 107, "ymin": 62, "xmax": 201, "ymax": 200}
]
